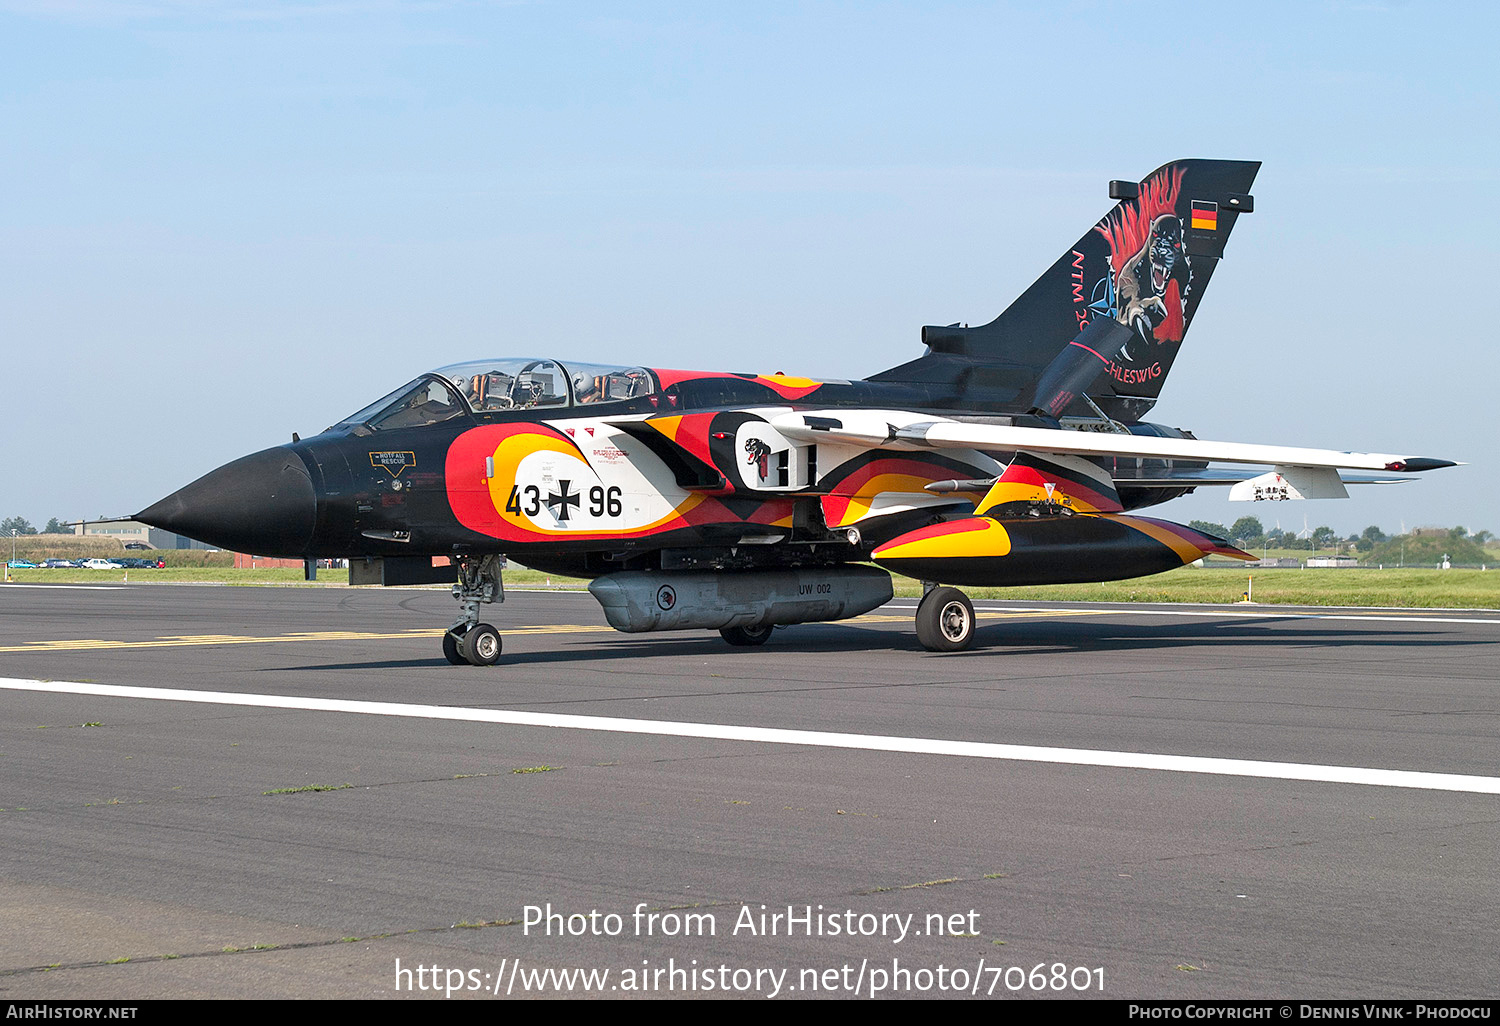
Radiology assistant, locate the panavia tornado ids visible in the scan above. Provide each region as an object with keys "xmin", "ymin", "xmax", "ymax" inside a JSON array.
[{"xmin": 137, "ymin": 159, "xmax": 1456, "ymax": 664}]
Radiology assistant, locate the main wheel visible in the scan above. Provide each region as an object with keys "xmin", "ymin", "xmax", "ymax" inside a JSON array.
[
  {"xmin": 442, "ymin": 626, "xmax": 470, "ymax": 665},
  {"xmin": 720, "ymin": 624, "xmax": 773, "ymax": 647},
  {"xmin": 460, "ymin": 623, "xmax": 503, "ymax": 666},
  {"xmin": 915, "ymin": 587, "xmax": 975, "ymax": 652}
]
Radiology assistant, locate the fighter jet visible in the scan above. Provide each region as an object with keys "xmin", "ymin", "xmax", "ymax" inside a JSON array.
[{"xmin": 137, "ymin": 159, "xmax": 1456, "ymax": 663}]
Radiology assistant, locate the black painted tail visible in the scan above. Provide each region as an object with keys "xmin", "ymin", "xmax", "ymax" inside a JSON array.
[{"xmin": 870, "ymin": 158, "xmax": 1261, "ymax": 422}]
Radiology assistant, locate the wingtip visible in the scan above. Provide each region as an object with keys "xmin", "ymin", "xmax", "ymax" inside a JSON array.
[{"xmin": 1383, "ymin": 458, "xmax": 1460, "ymax": 473}]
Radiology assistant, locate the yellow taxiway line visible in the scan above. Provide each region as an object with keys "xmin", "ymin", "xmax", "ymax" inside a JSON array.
[
  {"xmin": 0, "ymin": 625, "xmax": 609, "ymax": 654},
  {"xmin": 0, "ymin": 609, "xmax": 1107, "ymax": 654}
]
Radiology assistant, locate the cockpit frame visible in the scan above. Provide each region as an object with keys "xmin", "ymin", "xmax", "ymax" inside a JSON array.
[{"xmin": 331, "ymin": 358, "xmax": 659, "ymax": 434}]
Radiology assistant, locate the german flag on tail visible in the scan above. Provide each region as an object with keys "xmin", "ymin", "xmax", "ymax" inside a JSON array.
[{"xmin": 1190, "ymin": 200, "xmax": 1219, "ymax": 231}]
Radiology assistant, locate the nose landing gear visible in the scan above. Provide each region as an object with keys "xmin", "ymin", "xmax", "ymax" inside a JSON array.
[{"xmin": 444, "ymin": 554, "xmax": 506, "ymax": 666}]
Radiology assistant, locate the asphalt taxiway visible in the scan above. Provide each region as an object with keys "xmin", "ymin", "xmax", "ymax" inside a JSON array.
[{"xmin": 2, "ymin": 582, "xmax": 1498, "ymax": 999}]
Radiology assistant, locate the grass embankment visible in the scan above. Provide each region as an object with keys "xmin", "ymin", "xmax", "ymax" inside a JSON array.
[
  {"xmin": 6, "ymin": 564, "xmax": 1497, "ymax": 609},
  {"xmin": 887, "ymin": 567, "xmax": 1500, "ymax": 609},
  {"xmin": 4, "ymin": 536, "xmax": 234, "ymax": 565},
  {"xmin": 0, "ymin": 566, "xmax": 591, "ymax": 588}
]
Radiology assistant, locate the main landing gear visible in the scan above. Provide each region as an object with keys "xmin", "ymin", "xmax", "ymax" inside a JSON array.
[
  {"xmin": 444, "ymin": 554, "xmax": 506, "ymax": 666},
  {"xmin": 915, "ymin": 584, "xmax": 975, "ymax": 652},
  {"xmin": 719, "ymin": 624, "xmax": 774, "ymax": 647}
]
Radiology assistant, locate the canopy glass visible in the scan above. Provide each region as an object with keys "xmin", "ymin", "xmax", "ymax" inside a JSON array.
[{"xmin": 332, "ymin": 358, "xmax": 657, "ymax": 432}]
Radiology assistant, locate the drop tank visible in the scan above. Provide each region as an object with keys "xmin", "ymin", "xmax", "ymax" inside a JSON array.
[{"xmin": 588, "ymin": 565, "xmax": 893, "ymax": 634}]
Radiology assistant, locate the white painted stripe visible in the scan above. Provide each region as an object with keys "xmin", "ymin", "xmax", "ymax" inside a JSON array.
[{"xmin": 3, "ymin": 676, "xmax": 1498, "ymax": 795}]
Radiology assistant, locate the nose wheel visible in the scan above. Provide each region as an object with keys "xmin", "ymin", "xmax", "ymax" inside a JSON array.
[
  {"xmin": 459, "ymin": 623, "xmax": 503, "ymax": 665},
  {"xmin": 915, "ymin": 585, "xmax": 975, "ymax": 652},
  {"xmin": 445, "ymin": 554, "xmax": 506, "ymax": 666}
]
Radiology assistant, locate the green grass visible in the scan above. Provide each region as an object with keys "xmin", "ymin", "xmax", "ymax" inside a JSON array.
[
  {"xmin": 888, "ymin": 566, "xmax": 1500, "ymax": 609},
  {"xmin": 2, "ymin": 566, "xmax": 590, "ymax": 588},
  {"xmin": 504, "ymin": 569, "xmax": 589, "ymax": 588}
]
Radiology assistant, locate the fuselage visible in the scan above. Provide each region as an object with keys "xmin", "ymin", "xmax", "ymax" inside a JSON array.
[{"xmin": 136, "ymin": 358, "xmax": 1197, "ymax": 574}]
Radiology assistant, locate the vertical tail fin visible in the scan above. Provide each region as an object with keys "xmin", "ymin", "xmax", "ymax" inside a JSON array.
[{"xmin": 871, "ymin": 158, "xmax": 1260, "ymax": 421}]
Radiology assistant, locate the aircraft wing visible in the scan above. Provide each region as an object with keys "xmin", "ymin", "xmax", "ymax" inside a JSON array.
[
  {"xmin": 1108, "ymin": 468, "xmax": 1413, "ymax": 487},
  {"xmin": 768, "ymin": 410, "xmax": 1456, "ymax": 472},
  {"xmin": 769, "ymin": 410, "xmax": 1457, "ymax": 501}
]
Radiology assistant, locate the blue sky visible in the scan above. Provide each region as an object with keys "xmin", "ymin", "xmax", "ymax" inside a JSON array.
[{"xmin": 4, "ymin": 0, "xmax": 1496, "ymax": 537}]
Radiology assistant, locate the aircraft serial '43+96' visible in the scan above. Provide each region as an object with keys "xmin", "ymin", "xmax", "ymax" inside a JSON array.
[{"xmin": 136, "ymin": 159, "xmax": 1457, "ymax": 665}]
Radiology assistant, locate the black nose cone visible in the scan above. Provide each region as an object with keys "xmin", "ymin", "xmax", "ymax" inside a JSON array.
[{"xmin": 138, "ymin": 446, "xmax": 316, "ymax": 557}]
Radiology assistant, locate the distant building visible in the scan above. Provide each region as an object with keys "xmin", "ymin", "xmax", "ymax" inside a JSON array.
[
  {"xmin": 233, "ymin": 553, "xmax": 306, "ymax": 569},
  {"xmin": 1307, "ymin": 556, "xmax": 1358, "ymax": 568},
  {"xmin": 74, "ymin": 520, "xmax": 215, "ymax": 550},
  {"xmin": 1245, "ymin": 557, "xmax": 1301, "ymax": 568}
]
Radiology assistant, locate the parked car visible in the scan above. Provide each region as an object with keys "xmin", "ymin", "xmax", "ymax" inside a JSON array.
[
  {"xmin": 39, "ymin": 558, "xmax": 77, "ymax": 568},
  {"xmin": 7, "ymin": 560, "xmax": 38, "ymax": 569},
  {"xmin": 80, "ymin": 558, "xmax": 124, "ymax": 570}
]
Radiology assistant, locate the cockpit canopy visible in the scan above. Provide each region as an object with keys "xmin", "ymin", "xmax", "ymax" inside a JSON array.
[
  {"xmin": 435, "ymin": 359, "xmax": 654, "ymax": 411},
  {"xmin": 332, "ymin": 358, "xmax": 656, "ymax": 433}
]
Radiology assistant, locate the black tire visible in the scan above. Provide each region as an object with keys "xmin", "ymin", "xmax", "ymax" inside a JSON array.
[
  {"xmin": 915, "ymin": 587, "xmax": 975, "ymax": 652},
  {"xmin": 460, "ymin": 623, "xmax": 503, "ymax": 666},
  {"xmin": 442, "ymin": 627, "xmax": 469, "ymax": 665},
  {"xmin": 720, "ymin": 624, "xmax": 773, "ymax": 647}
]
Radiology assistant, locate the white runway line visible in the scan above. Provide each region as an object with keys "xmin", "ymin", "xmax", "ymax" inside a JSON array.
[{"xmin": 4, "ymin": 676, "xmax": 1500, "ymax": 795}]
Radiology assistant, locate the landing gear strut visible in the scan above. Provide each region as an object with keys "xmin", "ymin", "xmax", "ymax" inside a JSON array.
[
  {"xmin": 444, "ymin": 554, "xmax": 505, "ymax": 666},
  {"xmin": 915, "ymin": 584, "xmax": 975, "ymax": 652}
]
